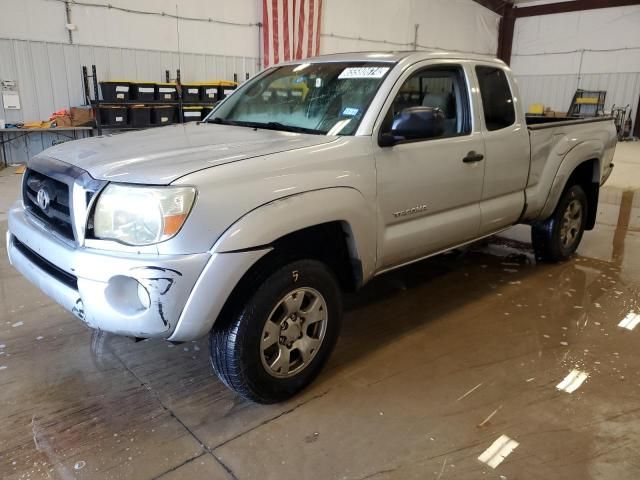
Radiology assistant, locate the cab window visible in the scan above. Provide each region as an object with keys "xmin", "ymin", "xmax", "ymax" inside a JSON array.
[
  {"xmin": 475, "ymin": 66, "xmax": 516, "ymax": 131},
  {"xmin": 381, "ymin": 66, "xmax": 471, "ymax": 142}
]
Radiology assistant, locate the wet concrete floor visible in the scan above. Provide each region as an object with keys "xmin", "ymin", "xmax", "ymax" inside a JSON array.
[{"xmin": 1, "ymin": 169, "xmax": 640, "ymax": 479}]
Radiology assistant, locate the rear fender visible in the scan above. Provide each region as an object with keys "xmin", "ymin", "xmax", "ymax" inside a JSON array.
[{"xmin": 539, "ymin": 140, "xmax": 602, "ymax": 220}]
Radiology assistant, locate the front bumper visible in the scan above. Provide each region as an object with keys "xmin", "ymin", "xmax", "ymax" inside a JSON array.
[
  {"xmin": 7, "ymin": 203, "xmax": 269, "ymax": 340},
  {"xmin": 601, "ymin": 162, "xmax": 614, "ymax": 186}
]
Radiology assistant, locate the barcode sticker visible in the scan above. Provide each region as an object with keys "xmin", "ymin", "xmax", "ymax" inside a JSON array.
[
  {"xmin": 115, "ymin": 86, "xmax": 129, "ymax": 92},
  {"xmin": 188, "ymin": 88, "xmax": 198, "ymax": 94},
  {"xmin": 164, "ymin": 94, "xmax": 171, "ymax": 99},
  {"xmin": 184, "ymin": 112, "xmax": 201, "ymax": 117},
  {"xmin": 138, "ymin": 87, "xmax": 154, "ymax": 93},
  {"xmin": 116, "ymin": 93, "xmax": 124, "ymax": 99},
  {"xmin": 205, "ymin": 88, "xmax": 216, "ymax": 95},
  {"xmin": 223, "ymin": 89, "xmax": 234, "ymax": 95},
  {"xmin": 338, "ymin": 67, "xmax": 389, "ymax": 79},
  {"xmin": 159, "ymin": 87, "xmax": 175, "ymax": 93}
]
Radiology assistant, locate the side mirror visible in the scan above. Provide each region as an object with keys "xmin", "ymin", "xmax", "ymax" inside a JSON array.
[
  {"xmin": 378, "ymin": 132, "xmax": 396, "ymax": 147},
  {"xmin": 379, "ymin": 106, "xmax": 445, "ymax": 146}
]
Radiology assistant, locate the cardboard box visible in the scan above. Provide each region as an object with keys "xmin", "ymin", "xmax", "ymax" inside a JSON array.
[
  {"xmin": 71, "ymin": 107, "xmax": 94, "ymax": 126},
  {"xmin": 55, "ymin": 115, "xmax": 73, "ymax": 127}
]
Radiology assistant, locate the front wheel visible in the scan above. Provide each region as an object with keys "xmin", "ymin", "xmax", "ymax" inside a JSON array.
[
  {"xmin": 532, "ymin": 184, "xmax": 588, "ymax": 263},
  {"xmin": 210, "ymin": 259, "xmax": 342, "ymax": 403}
]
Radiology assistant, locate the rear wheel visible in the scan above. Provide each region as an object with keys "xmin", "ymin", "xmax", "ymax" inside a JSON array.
[
  {"xmin": 210, "ymin": 259, "xmax": 342, "ymax": 403},
  {"xmin": 532, "ymin": 184, "xmax": 588, "ymax": 262}
]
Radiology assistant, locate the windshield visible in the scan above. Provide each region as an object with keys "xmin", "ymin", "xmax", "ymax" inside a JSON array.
[{"xmin": 207, "ymin": 62, "xmax": 393, "ymax": 135}]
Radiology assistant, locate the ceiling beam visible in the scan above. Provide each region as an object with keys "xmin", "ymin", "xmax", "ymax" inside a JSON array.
[
  {"xmin": 471, "ymin": 0, "xmax": 510, "ymax": 15},
  {"xmin": 515, "ymin": 0, "xmax": 640, "ymax": 18},
  {"xmin": 497, "ymin": 3, "xmax": 515, "ymax": 64}
]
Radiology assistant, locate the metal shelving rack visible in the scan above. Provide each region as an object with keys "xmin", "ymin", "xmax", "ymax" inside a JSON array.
[
  {"xmin": 82, "ymin": 65, "xmax": 223, "ymax": 135},
  {"xmin": 567, "ymin": 89, "xmax": 607, "ymax": 118}
]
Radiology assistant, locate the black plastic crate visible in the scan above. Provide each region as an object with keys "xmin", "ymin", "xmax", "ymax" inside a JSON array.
[
  {"xmin": 201, "ymin": 106, "xmax": 213, "ymax": 120},
  {"xmin": 99, "ymin": 106, "xmax": 128, "ymax": 126},
  {"xmin": 182, "ymin": 106, "xmax": 203, "ymax": 122},
  {"xmin": 156, "ymin": 83, "xmax": 177, "ymax": 102},
  {"xmin": 219, "ymin": 84, "xmax": 237, "ymax": 100},
  {"xmin": 129, "ymin": 106, "xmax": 151, "ymax": 127},
  {"xmin": 200, "ymin": 84, "xmax": 219, "ymax": 102},
  {"xmin": 151, "ymin": 105, "xmax": 175, "ymax": 125},
  {"xmin": 181, "ymin": 84, "xmax": 202, "ymax": 103},
  {"xmin": 132, "ymin": 82, "xmax": 156, "ymax": 102},
  {"xmin": 100, "ymin": 81, "xmax": 130, "ymax": 102}
]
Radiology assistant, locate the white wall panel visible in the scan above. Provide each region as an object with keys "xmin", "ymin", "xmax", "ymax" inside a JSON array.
[
  {"xmin": 0, "ymin": 38, "xmax": 258, "ymax": 164},
  {"xmin": 47, "ymin": 43, "xmax": 72, "ymax": 114},
  {"xmin": 0, "ymin": 0, "xmax": 68, "ymax": 44},
  {"xmin": 511, "ymin": 5, "xmax": 640, "ymax": 75},
  {"xmin": 321, "ymin": 0, "xmax": 499, "ymax": 56},
  {"xmin": 512, "ymin": 5, "xmax": 640, "ymax": 134},
  {"xmin": 63, "ymin": 45, "xmax": 86, "ymax": 107},
  {"xmin": 0, "ymin": 0, "xmax": 261, "ymax": 58}
]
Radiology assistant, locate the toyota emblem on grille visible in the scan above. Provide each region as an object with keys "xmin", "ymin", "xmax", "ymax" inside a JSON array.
[{"xmin": 36, "ymin": 188, "xmax": 51, "ymax": 211}]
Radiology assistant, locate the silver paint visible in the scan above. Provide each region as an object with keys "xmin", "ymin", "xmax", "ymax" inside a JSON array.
[{"xmin": 6, "ymin": 50, "xmax": 617, "ymax": 340}]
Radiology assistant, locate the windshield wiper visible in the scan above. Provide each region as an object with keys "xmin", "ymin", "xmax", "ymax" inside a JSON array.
[
  {"xmin": 262, "ymin": 122, "xmax": 323, "ymax": 135},
  {"xmin": 206, "ymin": 117, "xmax": 241, "ymax": 126},
  {"xmin": 207, "ymin": 117, "xmax": 323, "ymax": 135}
]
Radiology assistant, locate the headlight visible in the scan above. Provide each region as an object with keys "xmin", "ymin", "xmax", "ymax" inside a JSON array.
[{"xmin": 93, "ymin": 184, "xmax": 196, "ymax": 246}]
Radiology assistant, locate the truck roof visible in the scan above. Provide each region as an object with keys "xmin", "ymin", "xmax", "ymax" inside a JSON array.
[{"xmin": 277, "ymin": 50, "xmax": 506, "ymax": 66}]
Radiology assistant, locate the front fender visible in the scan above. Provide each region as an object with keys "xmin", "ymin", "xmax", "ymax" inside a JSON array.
[
  {"xmin": 539, "ymin": 140, "xmax": 603, "ymax": 220},
  {"xmin": 213, "ymin": 187, "xmax": 377, "ymax": 283}
]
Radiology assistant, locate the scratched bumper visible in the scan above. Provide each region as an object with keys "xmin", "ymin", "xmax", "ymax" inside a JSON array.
[{"xmin": 7, "ymin": 203, "xmax": 209, "ymax": 338}]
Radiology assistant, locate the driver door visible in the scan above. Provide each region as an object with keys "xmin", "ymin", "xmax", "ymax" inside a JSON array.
[{"xmin": 374, "ymin": 61, "xmax": 486, "ymax": 269}]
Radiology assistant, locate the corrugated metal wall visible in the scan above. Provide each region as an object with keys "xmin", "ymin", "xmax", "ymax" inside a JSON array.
[
  {"xmin": 515, "ymin": 72, "xmax": 640, "ymax": 126},
  {"xmin": 0, "ymin": 37, "xmax": 259, "ymax": 165}
]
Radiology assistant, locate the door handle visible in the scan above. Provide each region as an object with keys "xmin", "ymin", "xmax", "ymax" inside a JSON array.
[{"xmin": 463, "ymin": 151, "xmax": 484, "ymax": 163}]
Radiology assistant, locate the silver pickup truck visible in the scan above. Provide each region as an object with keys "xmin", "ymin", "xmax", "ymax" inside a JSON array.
[{"xmin": 7, "ymin": 51, "xmax": 616, "ymax": 402}]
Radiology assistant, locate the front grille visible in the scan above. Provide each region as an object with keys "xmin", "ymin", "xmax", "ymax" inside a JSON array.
[
  {"xmin": 23, "ymin": 169, "xmax": 74, "ymax": 240},
  {"xmin": 12, "ymin": 237, "xmax": 78, "ymax": 290}
]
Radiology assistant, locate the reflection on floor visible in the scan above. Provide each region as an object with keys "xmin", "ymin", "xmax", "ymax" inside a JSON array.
[{"xmin": 1, "ymin": 183, "xmax": 640, "ymax": 479}]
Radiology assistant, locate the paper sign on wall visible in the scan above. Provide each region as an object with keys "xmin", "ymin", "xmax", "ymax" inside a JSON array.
[{"xmin": 2, "ymin": 91, "xmax": 21, "ymax": 110}]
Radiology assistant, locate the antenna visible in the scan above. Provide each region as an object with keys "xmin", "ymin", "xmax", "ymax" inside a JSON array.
[{"xmin": 175, "ymin": 4, "xmax": 182, "ymax": 72}]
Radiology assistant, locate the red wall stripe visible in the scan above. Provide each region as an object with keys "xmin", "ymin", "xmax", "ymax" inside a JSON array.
[
  {"xmin": 314, "ymin": 0, "xmax": 322, "ymax": 56},
  {"xmin": 263, "ymin": 0, "xmax": 322, "ymax": 67},
  {"xmin": 272, "ymin": 0, "xmax": 280, "ymax": 65},
  {"xmin": 295, "ymin": 0, "xmax": 306, "ymax": 60},
  {"xmin": 306, "ymin": 0, "xmax": 315, "ymax": 58},
  {"xmin": 283, "ymin": 0, "xmax": 290, "ymax": 61},
  {"xmin": 262, "ymin": 0, "xmax": 270, "ymax": 68}
]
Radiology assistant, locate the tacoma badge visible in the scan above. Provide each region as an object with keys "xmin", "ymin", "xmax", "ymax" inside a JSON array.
[{"xmin": 393, "ymin": 205, "xmax": 428, "ymax": 218}]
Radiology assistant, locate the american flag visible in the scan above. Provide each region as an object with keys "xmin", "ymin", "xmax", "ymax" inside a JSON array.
[{"xmin": 262, "ymin": 0, "xmax": 323, "ymax": 68}]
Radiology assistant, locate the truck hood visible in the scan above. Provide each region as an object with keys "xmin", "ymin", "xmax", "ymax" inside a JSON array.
[{"xmin": 39, "ymin": 123, "xmax": 337, "ymax": 184}]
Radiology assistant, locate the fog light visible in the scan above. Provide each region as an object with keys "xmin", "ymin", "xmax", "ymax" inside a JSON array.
[
  {"xmin": 137, "ymin": 282, "xmax": 151, "ymax": 309},
  {"xmin": 105, "ymin": 276, "xmax": 151, "ymax": 315}
]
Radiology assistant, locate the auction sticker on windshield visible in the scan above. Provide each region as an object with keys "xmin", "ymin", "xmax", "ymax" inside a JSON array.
[{"xmin": 338, "ymin": 67, "xmax": 390, "ymax": 79}]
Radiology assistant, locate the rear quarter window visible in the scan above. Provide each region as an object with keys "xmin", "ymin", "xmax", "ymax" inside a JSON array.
[{"xmin": 475, "ymin": 66, "xmax": 515, "ymax": 131}]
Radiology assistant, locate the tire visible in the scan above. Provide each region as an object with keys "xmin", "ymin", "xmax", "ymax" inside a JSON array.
[
  {"xmin": 532, "ymin": 184, "xmax": 588, "ymax": 263},
  {"xmin": 210, "ymin": 259, "xmax": 342, "ymax": 403}
]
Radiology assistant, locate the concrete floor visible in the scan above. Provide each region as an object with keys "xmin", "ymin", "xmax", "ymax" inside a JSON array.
[{"xmin": 1, "ymin": 143, "xmax": 640, "ymax": 479}]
